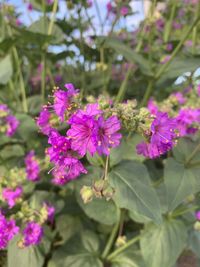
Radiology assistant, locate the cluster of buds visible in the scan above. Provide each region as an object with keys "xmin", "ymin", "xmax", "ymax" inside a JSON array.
[{"xmin": 80, "ymin": 179, "xmax": 115, "ymax": 204}]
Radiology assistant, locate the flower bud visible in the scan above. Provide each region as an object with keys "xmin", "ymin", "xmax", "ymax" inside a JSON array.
[
  {"xmin": 116, "ymin": 235, "xmax": 127, "ymax": 247},
  {"xmin": 80, "ymin": 186, "xmax": 94, "ymax": 204},
  {"xmin": 194, "ymin": 221, "xmax": 200, "ymax": 231}
]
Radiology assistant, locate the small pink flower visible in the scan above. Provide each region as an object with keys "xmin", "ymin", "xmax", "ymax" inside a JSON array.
[
  {"xmin": 120, "ymin": 6, "xmax": 129, "ymax": 16},
  {"xmin": 2, "ymin": 187, "xmax": 23, "ymax": 208},
  {"xmin": 195, "ymin": 211, "xmax": 200, "ymax": 221}
]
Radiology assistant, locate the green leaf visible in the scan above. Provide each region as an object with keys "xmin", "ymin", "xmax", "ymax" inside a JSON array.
[
  {"xmin": 0, "ymin": 55, "xmax": 13, "ymax": 84},
  {"xmin": 157, "ymin": 57, "xmax": 200, "ymax": 85},
  {"xmin": 56, "ymin": 214, "xmax": 82, "ymax": 243},
  {"xmin": 0, "ymin": 144, "xmax": 24, "ymax": 160},
  {"xmin": 173, "ymin": 138, "xmax": 200, "ymax": 164},
  {"xmin": 111, "ymin": 248, "xmax": 145, "ymax": 267},
  {"xmin": 8, "ymin": 235, "xmax": 47, "ymax": 267},
  {"xmin": 48, "ymin": 231, "xmax": 103, "ymax": 267},
  {"xmin": 97, "ymin": 37, "xmax": 152, "ymax": 76},
  {"xmin": 27, "ymin": 95, "xmax": 43, "ymax": 115},
  {"xmin": 109, "ymin": 161, "xmax": 162, "ymax": 224},
  {"xmin": 16, "ymin": 113, "xmax": 37, "ymax": 141},
  {"xmin": 28, "ymin": 17, "xmax": 63, "ymax": 44},
  {"xmin": 140, "ymin": 219, "xmax": 187, "ymax": 267},
  {"xmin": 121, "ymin": 135, "xmax": 144, "ymax": 162},
  {"xmin": 189, "ymin": 230, "xmax": 200, "ymax": 258},
  {"xmin": 164, "ymin": 158, "xmax": 200, "ymax": 211},
  {"xmin": 75, "ymin": 167, "xmax": 120, "ymax": 225}
]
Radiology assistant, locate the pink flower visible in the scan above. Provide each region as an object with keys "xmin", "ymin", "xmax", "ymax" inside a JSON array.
[
  {"xmin": 27, "ymin": 3, "xmax": 33, "ymax": 11},
  {"xmin": 22, "ymin": 222, "xmax": 43, "ymax": 246},
  {"xmin": 120, "ymin": 6, "xmax": 129, "ymax": 16},
  {"xmin": 195, "ymin": 211, "xmax": 200, "ymax": 221},
  {"xmin": 147, "ymin": 98, "xmax": 159, "ymax": 115},
  {"xmin": 53, "ymin": 83, "xmax": 79, "ymax": 121},
  {"xmin": 36, "ymin": 107, "xmax": 52, "ymax": 135},
  {"xmin": 25, "ymin": 151, "xmax": 40, "ymax": 182},
  {"xmin": 2, "ymin": 187, "xmax": 23, "ymax": 208},
  {"xmin": 0, "ymin": 213, "xmax": 19, "ymax": 249},
  {"xmin": 96, "ymin": 116, "xmax": 122, "ymax": 155},
  {"xmin": 67, "ymin": 104, "xmax": 102, "ymax": 156},
  {"xmin": 171, "ymin": 92, "xmax": 186, "ymax": 104},
  {"xmin": 137, "ymin": 112, "xmax": 177, "ymax": 159},
  {"xmin": 6, "ymin": 115, "xmax": 19, "ymax": 137}
]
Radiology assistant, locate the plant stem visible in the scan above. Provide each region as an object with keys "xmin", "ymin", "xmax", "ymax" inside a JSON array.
[
  {"xmin": 192, "ymin": 0, "xmax": 200, "ymax": 54},
  {"xmin": 140, "ymin": 14, "xmax": 200, "ymax": 107},
  {"xmin": 13, "ymin": 47, "xmax": 28, "ymax": 112},
  {"xmin": 101, "ymin": 219, "xmax": 120, "ymax": 259},
  {"xmin": 164, "ymin": 0, "xmax": 177, "ymax": 43},
  {"xmin": 115, "ymin": 67, "xmax": 132, "ymax": 103},
  {"xmin": 104, "ymin": 155, "xmax": 110, "ymax": 180},
  {"xmin": 48, "ymin": 0, "xmax": 58, "ymax": 35},
  {"xmin": 185, "ymin": 143, "xmax": 200, "ymax": 166},
  {"xmin": 106, "ymin": 235, "xmax": 140, "ymax": 261}
]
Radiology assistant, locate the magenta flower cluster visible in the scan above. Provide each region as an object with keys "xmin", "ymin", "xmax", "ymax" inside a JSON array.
[
  {"xmin": 0, "ymin": 212, "xmax": 19, "ymax": 249},
  {"xmin": 0, "ymin": 104, "xmax": 19, "ymax": 137},
  {"xmin": 2, "ymin": 186, "xmax": 23, "ymax": 208},
  {"xmin": 25, "ymin": 151, "xmax": 40, "ymax": 182},
  {"xmin": 137, "ymin": 112, "xmax": 177, "ymax": 159},
  {"xmin": 37, "ymin": 83, "xmax": 122, "ymax": 185},
  {"xmin": 22, "ymin": 221, "xmax": 43, "ymax": 246}
]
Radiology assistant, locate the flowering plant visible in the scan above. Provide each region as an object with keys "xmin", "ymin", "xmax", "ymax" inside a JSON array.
[{"xmin": 1, "ymin": 0, "xmax": 200, "ymax": 267}]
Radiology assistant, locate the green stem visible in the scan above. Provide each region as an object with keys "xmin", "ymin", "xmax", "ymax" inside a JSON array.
[
  {"xmin": 48, "ymin": 0, "xmax": 58, "ymax": 35},
  {"xmin": 140, "ymin": 14, "xmax": 200, "ymax": 107},
  {"xmin": 192, "ymin": 1, "xmax": 200, "ymax": 54},
  {"xmin": 140, "ymin": 79, "xmax": 154, "ymax": 107},
  {"xmin": 101, "ymin": 219, "xmax": 120, "ymax": 259},
  {"xmin": 13, "ymin": 48, "xmax": 28, "ymax": 112},
  {"xmin": 156, "ymin": 15, "xmax": 200, "ymax": 81},
  {"xmin": 185, "ymin": 143, "xmax": 200, "ymax": 166},
  {"xmin": 115, "ymin": 67, "xmax": 132, "ymax": 103},
  {"xmin": 106, "ymin": 235, "xmax": 140, "ymax": 262},
  {"xmin": 164, "ymin": 0, "xmax": 177, "ymax": 43}
]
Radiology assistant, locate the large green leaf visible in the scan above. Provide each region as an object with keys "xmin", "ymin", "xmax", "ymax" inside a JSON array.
[
  {"xmin": 56, "ymin": 214, "xmax": 82, "ymax": 243},
  {"xmin": 8, "ymin": 233, "xmax": 51, "ymax": 267},
  {"xmin": 16, "ymin": 113, "xmax": 38, "ymax": 141},
  {"xmin": 97, "ymin": 37, "xmax": 152, "ymax": 76},
  {"xmin": 111, "ymin": 248, "xmax": 145, "ymax": 267},
  {"xmin": 140, "ymin": 219, "xmax": 187, "ymax": 267},
  {"xmin": 109, "ymin": 161, "xmax": 162, "ymax": 224},
  {"xmin": 157, "ymin": 57, "xmax": 200, "ymax": 85},
  {"xmin": 0, "ymin": 55, "xmax": 13, "ymax": 84},
  {"xmin": 48, "ymin": 231, "xmax": 103, "ymax": 267},
  {"xmin": 75, "ymin": 167, "xmax": 120, "ymax": 225},
  {"xmin": 28, "ymin": 17, "xmax": 63, "ymax": 44},
  {"xmin": 164, "ymin": 158, "xmax": 200, "ymax": 211},
  {"xmin": 173, "ymin": 138, "xmax": 200, "ymax": 164}
]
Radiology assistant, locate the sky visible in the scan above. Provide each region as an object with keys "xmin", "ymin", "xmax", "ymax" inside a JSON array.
[{"xmin": 9, "ymin": 0, "xmax": 144, "ymax": 32}]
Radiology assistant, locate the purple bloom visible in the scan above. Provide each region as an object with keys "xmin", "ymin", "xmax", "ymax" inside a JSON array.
[
  {"xmin": 67, "ymin": 104, "xmax": 102, "ymax": 156},
  {"xmin": 36, "ymin": 107, "xmax": 52, "ymax": 135},
  {"xmin": 185, "ymin": 40, "xmax": 193, "ymax": 47},
  {"xmin": 166, "ymin": 43, "xmax": 173, "ymax": 52},
  {"xmin": 2, "ymin": 187, "xmax": 23, "ymax": 208},
  {"xmin": 52, "ymin": 161, "xmax": 87, "ymax": 185},
  {"xmin": 0, "ymin": 105, "xmax": 19, "ymax": 137},
  {"xmin": 172, "ymin": 21, "xmax": 182, "ymax": 30},
  {"xmin": 25, "ymin": 151, "xmax": 40, "ymax": 182},
  {"xmin": 137, "ymin": 112, "xmax": 177, "ymax": 159},
  {"xmin": 0, "ymin": 213, "xmax": 19, "ymax": 249},
  {"xmin": 176, "ymin": 108, "xmax": 200, "ymax": 136},
  {"xmin": 47, "ymin": 130, "xmax": 87, "ymax": 184},
  {"xmin": 120, "ymin": 6, "xmax": 129, "ymax": 16},
  {"xmin": 87, "ymin": 0, "xmax": 92, "ymax": 7},
  {"xmin": 160, "ymin": 55, "xmax": 171, "ymax": 64},
  {"xmin": 27, "ymin": 3, "xmax": 33, "ymax": 11},
  {"xmin": 171, "ymin": 92, "xmax": 186, "ymax": 104},
  {"xmin": 53, "ymin": 83, "xmax": 79, "ymax": 121},
  {"xmin": 6, "ymin": 115, "xmax": 19, "ymax": 137},
  {"xmin": 195, "ymin": 211, "xmax": 200, "ymax": 221},
  {"xmin": 106, "ymin": 2, "xmax": 113, "ymax": 13},
  {"xmin": 147, "ymin": 98, "xmax": 159, "ymax": 115},
  {"xmin": 155, "ymin": 18, "xmax": 165, "ymax": 31},
  {"xmin": 44, "ymin": 203, "xmax": 55, "ymax": 223},
  {"xmin": 22, "ymin": 222, "xmax": 43, "ymax": 246},
  {"xmin": 96, "ymin": 116, "xmax": 122, "ymax": 155}
]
